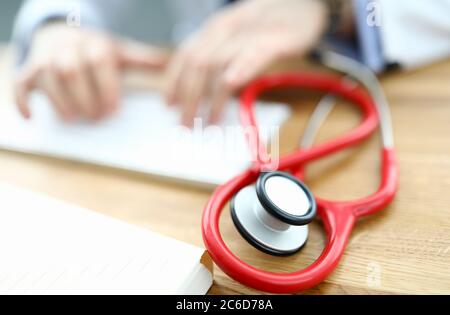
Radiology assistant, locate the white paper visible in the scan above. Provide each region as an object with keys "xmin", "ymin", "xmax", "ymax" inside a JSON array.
[
  {"xmin": 0, "ymin": 92, "xmax": 290, "ymax": 186},
  {"xmin": 0, "ymin": 182, "xmax": 212, "ymax": 295}
]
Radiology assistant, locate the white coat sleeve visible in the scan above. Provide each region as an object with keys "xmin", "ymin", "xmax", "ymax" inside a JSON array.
[
  {"xmin": 378, "ymin": 0, "xmax": 450, "ymax": 69},
  {"xmin": 12, "ymin": 0, "xmax": 131, "ymax": 65}
]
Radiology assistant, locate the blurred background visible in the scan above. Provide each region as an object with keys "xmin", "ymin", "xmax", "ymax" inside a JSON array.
[
  {"xmin": 0, "ymin": 1, "xmax": 173, "ymax": 43},
  {"xmin": 0, "ymin": 2, "xmax": 21, "ymax": 41}
]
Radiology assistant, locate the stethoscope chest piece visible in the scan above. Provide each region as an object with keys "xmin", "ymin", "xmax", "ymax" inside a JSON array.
[{"xmin": 230, "ymin": 171, "xmax": 317, "ymax": 256}]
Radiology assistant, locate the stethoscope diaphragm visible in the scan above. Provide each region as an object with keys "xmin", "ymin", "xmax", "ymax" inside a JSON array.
[{"xmin": 230, "ymin": 171, "xmax": 317, "ymax": 256}]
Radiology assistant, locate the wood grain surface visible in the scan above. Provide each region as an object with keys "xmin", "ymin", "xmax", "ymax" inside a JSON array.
[{"xmin": 0, "ymin": 45, "xmax": 449, "ymax": 295}]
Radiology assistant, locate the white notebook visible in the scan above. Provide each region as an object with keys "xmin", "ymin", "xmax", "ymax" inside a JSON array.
[
  {"xmin": 0, "ymin": 92, "xmax": 290, "ymax": 187},
  {"xmin": 0, "ymin": 182, "xmax": 213, "ymax": 295}
]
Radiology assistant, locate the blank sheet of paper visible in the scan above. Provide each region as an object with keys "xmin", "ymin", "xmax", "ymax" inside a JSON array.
[
  {"xmin": 0, "ymin": 182, "xmax": 213, "ymax": 295},
  {"xmin": 0, "ymin": 92, "xmax": 290, "ymax": 186}
]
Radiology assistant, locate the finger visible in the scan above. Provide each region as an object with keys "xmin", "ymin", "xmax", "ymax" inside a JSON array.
[
  {"xmin": 205, "ymin": 40, "xmax": 245, "ymax": 124},
  {"xmin": 224, "ymin": 40, "xmax": 282, "ymax": 88},
  {"xmin": 208, "ymin": 79, "xmax": 232, "ymax": 125},
  {"xmin": 84, "ymin": 46, "xmax": 121, "ymax": 117},
  {"xmin": 14, "ymin": 67, "xmax": 39, "ymax": 119},
  {"xmin": 60, "ymin": 55, "xmax": 99, "ymax": 120},
  {"xmin": 92, "ymin": 58, "xmax": 121, "ymax": 116},
  {"xmin": 118, "ymin": 41, "xmax": 170, "ymax": 70},
  {"xmin": 180, "ymin": 33, "xmax": 242, "ymax": 126},
  {"xmin": 180, "ymin": 63, "xmax": 208, "ymax": 127},
  {"xmin": 179, "ymin": 49, "xmax": 219, "ymax": 126},
  {"xmin": 37, "ymin": 68, "xmax": 75, "ymax": 121},
  {"xmin": 164, "ymin": 17, "xmax": 236, "ymax": 108},
  {"xmin": 164, "ymin": 48, "xmax": 189, "ymax": 107}
]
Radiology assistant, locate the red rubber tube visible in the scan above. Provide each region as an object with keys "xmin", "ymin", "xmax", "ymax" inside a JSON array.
[{"xmin": 202, "ymin": 73, "xmax": 398, "ymax": 293}]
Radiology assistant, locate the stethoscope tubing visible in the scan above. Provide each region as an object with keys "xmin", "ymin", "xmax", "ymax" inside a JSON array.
[
  {"xmin": 239, "ymin": 73, "xmax": 379, "ymax": 171},
  {"xmin": 202, "ymin": 71, "xmax": 399, "ymax": 293}
]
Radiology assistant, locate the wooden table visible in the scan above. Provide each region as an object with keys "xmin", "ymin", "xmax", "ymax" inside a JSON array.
[{"xmin": 1, "ymin": 45, "xmax": 449, "ymax": 295}]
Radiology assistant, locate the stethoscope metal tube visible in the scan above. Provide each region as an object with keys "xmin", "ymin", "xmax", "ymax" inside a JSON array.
[
  {"xmin": 319, "ymin": 51, "xmax": 395, "ymax": 148},
  {"xmin": 202, "ymin": 54, "xmax": 399, "ymax": 293}
]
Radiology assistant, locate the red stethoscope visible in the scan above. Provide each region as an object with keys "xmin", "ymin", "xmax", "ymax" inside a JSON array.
[{"xmin": 202, "ymin": 52, "xmax": 399, "ymax": 293}]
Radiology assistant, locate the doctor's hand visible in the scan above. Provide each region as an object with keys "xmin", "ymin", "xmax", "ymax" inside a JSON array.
[
  {"xmin": 165, "ymin": 0, "xmax": 328, "ymax": 126},
  {"xmin": 15, "ymin": 22, "xmax": 169, "ymax": 121}
]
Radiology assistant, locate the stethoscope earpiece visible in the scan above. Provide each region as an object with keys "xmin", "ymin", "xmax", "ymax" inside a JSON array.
[{"xmin": 230, "ymin": 171, "xmax": 317, "ymax": 256}]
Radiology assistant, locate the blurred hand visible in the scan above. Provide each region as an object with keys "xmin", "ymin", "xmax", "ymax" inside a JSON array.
[
  {"xmin": 15, "ymin": 23, "xmax": 169, "ymax": 121},
  {"xmin": 165, "ymin": 0, "xmax": 328, "ymax": 126}
]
